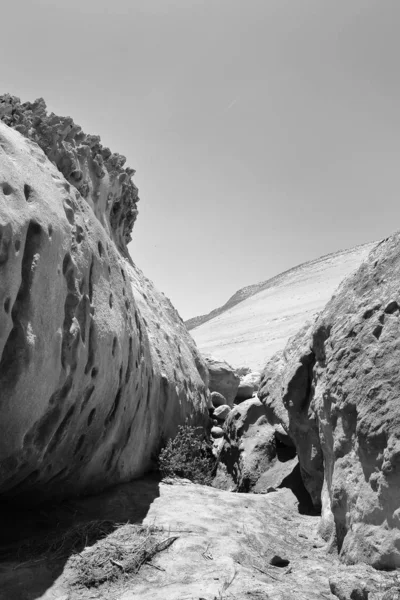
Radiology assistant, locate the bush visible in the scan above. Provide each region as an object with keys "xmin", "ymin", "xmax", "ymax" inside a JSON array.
[{"xmin": 158, "ymin": 424, "xmax": 216, "ymax": 485}]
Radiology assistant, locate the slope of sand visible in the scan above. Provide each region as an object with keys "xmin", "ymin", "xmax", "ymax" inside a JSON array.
[{"xmin": 190, "ymin": 243, "xmax": 377, "ymax": 370}]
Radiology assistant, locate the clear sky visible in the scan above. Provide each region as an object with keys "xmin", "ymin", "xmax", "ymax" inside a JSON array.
[{"xmin": 2, "ymin": 0, "xmax": 400, "ymax": 319}]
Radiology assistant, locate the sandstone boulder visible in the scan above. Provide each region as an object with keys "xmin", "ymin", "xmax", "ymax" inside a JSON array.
[
  {"xmin": 260, "ymin": 235, "xmax": 400, "ymax": 569},
  {"xmin": 213, "ymin": 404, "xmax": 231, "ymax": 422},
  {"xmin": 210, "ymin": 391, "xmax": 226, "ymax": 408},
  {"xmin": 204, "ymin": 356, "xmax": 240, "ymax": 406},
  {"xmin": 0, "ymin": 103, "xmax": 209, "ymax": 504},
  {"xmin": 211, "ymin": 426, "xmax": 224, "ymax": 438},
  {"xmin": 235, "ymin": 371, "xmax": 261, "ymax": 402},
  {"xmin": 213, "ymin": 397, "xmax": 298, "ymax": 492}
]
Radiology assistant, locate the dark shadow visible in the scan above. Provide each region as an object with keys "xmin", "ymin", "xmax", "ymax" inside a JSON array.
[
  {"xmin": 275, "ymin": 436, "xmax": 297, "ymax": 462},
  {"xmin": 0, "ymin": 473, "xmax": 161, "ymax": 600},
  {"xmin": 278, "ymin": 462, "xmax": 319, "ymax": 516}
]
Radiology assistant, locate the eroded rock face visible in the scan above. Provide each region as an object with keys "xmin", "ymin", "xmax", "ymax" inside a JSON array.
[
  {"xmin": 260, "ymin": 236, "xmax": 400, "ymax": 569},
  {"xmin": 0, "ymin": 94, "xmax": 137, "ymax": 253},
  {"xmin": 259, "ymin": 323, "xmax": 324, "ymax": 509},
  {"xmin": 0, "ymin": 119, "xmax": 209, "ymax": 503}
]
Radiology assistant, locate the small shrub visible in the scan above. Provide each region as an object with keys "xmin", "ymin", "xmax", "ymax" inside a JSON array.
[{"xmin": 158, "ymin": 424, "xmax": 216, "ymax": 485}]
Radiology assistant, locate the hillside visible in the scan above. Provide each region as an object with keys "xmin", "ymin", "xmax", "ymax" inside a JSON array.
[{"xmin": 188, "ymin": 242, "xmax": 377, "ymax": 370}]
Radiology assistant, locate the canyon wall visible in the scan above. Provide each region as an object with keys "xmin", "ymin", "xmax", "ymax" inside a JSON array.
[
  {"xmin": 0, "ymin": 100, "xmax": 209, "ymax": 503},
  {"xmin": 259, "ymin": 236, "xmax": 400, "ymax": 569}
]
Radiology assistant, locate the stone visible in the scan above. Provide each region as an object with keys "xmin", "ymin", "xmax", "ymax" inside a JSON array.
[
  {"xmin": 235, "ymin": 371, "xmax": 261, "ymax": 402},
  {"xmin": 259, "ymin": 234, "xmax": 400, "ymax": 569},
  {"xmin": 204, "ymin": 356, "xmax": 240, "ymax": 407},
  {"xmin": 0, "ymin": 111, "xmax": 209, "ymax": 504},
  {"xmin": 211, "ymin": 426, "xmax": 223, "ymax": 438},
  {"xmin": 213, "ymin": 404, "xmax": 231, "ymax": 422},
  {"xmin": 210, "ymin": 391, "xmax": 226, "ymax": 408},
  {"xmin": 213, "ymin": 398, "xmax": 296, "ymax": 492}
]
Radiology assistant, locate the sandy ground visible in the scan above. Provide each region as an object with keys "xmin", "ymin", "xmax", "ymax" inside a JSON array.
[
  {"xmin": 1, "ymin": 476, "xmax": 397, "ymax": 600},
  {"xmin": 190, "ymin": 243, "xmax": 376, "ymax": 370}
]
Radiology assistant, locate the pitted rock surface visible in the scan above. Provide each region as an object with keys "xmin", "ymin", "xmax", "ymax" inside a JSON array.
[
  {"xmin": 0, "ymin": 120, "xmax": 209, "ymax": 503},
  {"xmin": 0, "ymin": 94, "xmax": 138, "ymax": 252},
  {"xmin": 260, "ymin": 235, "xmax": 400, "ymax": 569}
]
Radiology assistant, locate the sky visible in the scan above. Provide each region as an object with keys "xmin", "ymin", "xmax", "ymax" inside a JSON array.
[{"xmin": 1, "ymin": 0, "xmax": 400, "ymax": 319}]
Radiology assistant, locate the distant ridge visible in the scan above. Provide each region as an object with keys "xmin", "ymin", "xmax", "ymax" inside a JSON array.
[
  {"xmin": 188, "ymin": 241, "xmax": 378, "ymax": 370},
  {"xmin": 186, "ymin": 243, "xmax": 375, "ymax": 331}
]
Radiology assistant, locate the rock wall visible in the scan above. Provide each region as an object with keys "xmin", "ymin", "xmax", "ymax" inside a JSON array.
[
  {"xmin": 0, "ymin": 113, "xmax": 209, "ymax": 504},
  {"xmin": 259, "ymin": 236, "xmax": 400, "ymax": 569}
]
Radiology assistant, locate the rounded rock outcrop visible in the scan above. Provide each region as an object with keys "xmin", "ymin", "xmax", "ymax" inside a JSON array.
[{"xmin": 0, "ymin": 116, "xmax": 209, "ymax": 504}]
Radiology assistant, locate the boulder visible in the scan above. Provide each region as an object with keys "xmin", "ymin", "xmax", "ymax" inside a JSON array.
[
  {"xmin": 259, "ymin": 234, "xmax": 400, "ymax": 569},
  {"xmin": 235, "ymin": 371, "xmax": 261, "ymax": 402},
  {"xmin": 0, "ymin": 100, "xmax": 209, "ymax": 504},
  {"xmin": 204, "ymin": 356, "xmax": 240, "ymax": 407},
  {"xmin": 210, "ymin": 391, "xmax": 226, "ymax": 408},
  {"xmin": 211, "ymin": 426, "xmax": 224, "ymax": 438},
  {"xmin": 213, "ymin": 404, "xmax": 231, "ymax": 422},
  {"xmin": 213, "ymin": 398, "xmax": 298, "ymax": 492}
]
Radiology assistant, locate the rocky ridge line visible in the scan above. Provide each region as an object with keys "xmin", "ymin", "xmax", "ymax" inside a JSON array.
[{"xmin": 0, "ymin": 94, "xmax": 138, "ymax": 254}]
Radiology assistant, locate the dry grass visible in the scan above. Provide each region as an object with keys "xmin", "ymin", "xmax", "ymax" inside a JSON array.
[
  {"xmin": 9, "ymin": 519, "xmax": 116, "ymax": 566},
  {"xmin": 68, "ymin": 523, "xmax": 178, "ymax": 589}
]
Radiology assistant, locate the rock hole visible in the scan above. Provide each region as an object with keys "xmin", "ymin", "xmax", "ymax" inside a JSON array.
[
  {"xmin": 45, "ymin": 405, "xmax": 75, "ymax": 456},
  {"xmin": 14, "ymin": 239, "xmax": 21, "ymax": 253},
  {"xmin": 63, "ymin": 200, "xmax": 75, "ymax": 225},
  {"xmin": 80, "ymin": 385, "xmax": 95, "ymax": 414},
  {"xmin": 2, "ymin": 182, "xmax": 13, "ymax": 195},
  {"xmin": 91, "ymin": 367, "xmax": 98, "ymax": 378},
  {"xmin": 373, "ymin": 324, "xmax": 383, "ymax": 340},
  {"xmin": 121, "ymin": 269, "xmax": 126, "ymax": 282},
  {"xmin": 98, "ymin": 241, "xmax": 104, "ymax": 257},
  {"xmin": 74, "ymin": 435, "xmax": 85, "ymax": 456},
  {"xmin": 385, "ymin": 301, "xmax": 399, "ymax": 315},
  {"xmin": 23, "ymin": 184, "xmax": 32, "ymax": 201},
  {"xmin": 84, "ymin": 320, "xmax": 97, "ymax": 375},
  {"xmin": 48, "ymin": 224, "xmax": 53, "ymax": 239},
  {"xmin": 0, "ymin": 221, "xmax": 43, "ymax": 388},
  {"xmin": 269, "ymin": 555, "xmax": 290, "ymax": 568},
  {"xmin": 87, "ymin": 408, "xmax": 96, "ymax": 426},
  {"xmin": 4, "ymin": 297, "xmax": 10, "ymax": 313},
  {"xmin": 125, "ymin": 336, "xmax": 133, "ymax": 383},
  {"xmin": 112, "ymin": 336, "xmax": 117, "ymax": 357},
  {"xmin": 109, "ymin": 293, "xmax": 113, "ymax": 308},
  {"xmin": 104, "ymin": 387, "xmax": 122, "ymax": 426}
]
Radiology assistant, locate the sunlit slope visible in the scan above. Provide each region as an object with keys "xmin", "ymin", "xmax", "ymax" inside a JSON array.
[{"xmin": 190, "ymin": 243, "xmax": 377, "ymax": 370}]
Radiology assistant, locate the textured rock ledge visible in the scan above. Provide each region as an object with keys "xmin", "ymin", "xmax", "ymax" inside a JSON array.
[{"xmin": 0, "ymin": 118, "xmax": 209, "ymax": 504}]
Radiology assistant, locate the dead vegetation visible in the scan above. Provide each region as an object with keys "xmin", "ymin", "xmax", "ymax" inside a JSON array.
[{"xmin": 68, "ymin": 523, "xmax": 178, "ymax": 589}]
